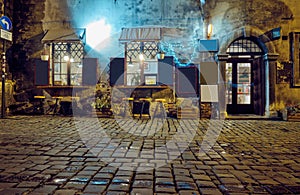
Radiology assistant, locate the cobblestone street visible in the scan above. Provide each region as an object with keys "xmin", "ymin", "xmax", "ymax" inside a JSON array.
[{"xmin": 0, "ymin": 116, "xmax": 299, "ymax": 194}]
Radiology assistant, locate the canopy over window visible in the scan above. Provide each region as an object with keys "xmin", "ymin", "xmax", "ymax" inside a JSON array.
[
  {"xmin": 119, "ymin": 26, "xmax": 185, "ymax": 42},
  {"xmin": 42, "ymin": 28, "xmax": 86, "ymax": 43}
]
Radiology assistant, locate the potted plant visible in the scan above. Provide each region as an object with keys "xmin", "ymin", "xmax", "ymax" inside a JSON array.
[{"xmin": 270, "ymin": 101, "xmax": 287, "ymax": 120}]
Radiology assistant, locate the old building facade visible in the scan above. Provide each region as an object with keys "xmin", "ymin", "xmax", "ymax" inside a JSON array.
[{"xmin": 1, "ymin": 0, "xmax": 300, "ymax": 118}]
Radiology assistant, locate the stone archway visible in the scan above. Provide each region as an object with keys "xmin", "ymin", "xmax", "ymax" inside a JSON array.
[{"xmin": 217, "ymin": 26, "xmax": 278, "ymax": 117}]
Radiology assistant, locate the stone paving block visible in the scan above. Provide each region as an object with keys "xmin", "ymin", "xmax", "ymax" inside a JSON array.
[
  {"xmin": 0, "ymin": 187, "xmax": 30, "ymax": 195},
  {"xmin": 83, "ymin": 184, "xmax": 107, "ymax": 194},
  {"xmin": 30, "ymin": 185, "xmax": 58, "ymax": 194},
  {"xmin": 55, "ymin": 172, "xmax": 76, "ymax": 178},
  {"xmin": 46, "ymin": 177, "xmax": 68, "ymax": 185},
  {"xmin": 30, "ymin": 164, "xmax": 51, "ymax": 171},
  {"xmin": 106, "ymin": 191, "xmax": 128, "ymax": 195},
  {"xmin": 17, "ymin": 181, "xmax": 41, "ymax": 188},
  {"xmin": 155, "ymin": 171, "xmax": 173, "ymax": 178},
  {"xmin": 173, "ymin": 169, "xmax": 190, "ymax": 176},
  {"xmin": 199, "ymin": 188, "xmax": 223, "ymax": 195},
  {"xmin": 176, "ymin": 182, "xmax": 198, "ymax": 190},
  {"xmin": 115, "ymin": 170, "xmax": 134, "ymax": 177},
  {"xmin": 195, "ymin": 165, "xmax": 211, "ymax": 170},
  {"xmin": 233, "ymin": 165, "xmax": 251, "ymax": 170},
  {"xmin": 132, "ymin": 180, "xmax": 153, "ymax": 188},
  {"xmin": 155, "ymin": 185, "xmax": 177, "ymax": 193},
  {"xmin": 246, "ymin": 185, "xmax": 269, "ymax": 194},
  {"xmin": 178, "ymin": 190, "xmax": 200, "ymax": 195},
  {"xmin": 218, "ymin": 177, "xmax": 242, "ymax": 185},
  {"xmin": 0, "ymin": 182, "xmax": 17, "ymax": 189},
  {"xmin": 99, "ymin": 167, "xmax": 118, "ymax": 174},
  {"xmin": 287, "ymin": 185, "xmax": 300, "ymax": 194},
  {"xmin": 107, "ymin": 183, "xmax": 130, "ymax": 192},
  {"xmin": 63, "ymin": 181, "xmax": 87, "ymax": 189},
  {"xmin": 191, "ymin": 174, "xmax": 211, "ymax": 181},
  {"xmin": 53, "ymin": 189, "xmax": 79, "ymax": 195},
  {"xmin": 112, "ymin": 176, "xmax": 132, "ymax": 184},
  {"xmin": 175, "ymin": 176, "xmax": 194, "ymax": 183},
  {"xmin": 196, "ymin": 180, "xmax": 217, "ymax": 188},
  {"xmin": 264, "ymin": 185, "xmax": 292, "ymax": 194},
  {"xmin": 213, "ymin": 165, "xmax": 234, "ymax": 170},
  {"xmin": 134, "ymin": 174, "xmax": 153, "ymax": 180},
  {"xmin": 77, "ymin": 170, "xmax": 98, "ymax": 176},
  {"xmin": 130, "ymin": 188, "xmax": 153, "ymax": 195}
]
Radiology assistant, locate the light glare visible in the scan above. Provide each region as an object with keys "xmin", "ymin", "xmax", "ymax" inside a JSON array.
[{"xmin": 86, "ymin": 19, "xmax": 111, "ymax": 50}]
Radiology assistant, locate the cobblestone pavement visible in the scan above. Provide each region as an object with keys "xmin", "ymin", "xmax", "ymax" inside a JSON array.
[{"xmin": 0, "ymin": 115, "xmax": 299, "ymax": 194}]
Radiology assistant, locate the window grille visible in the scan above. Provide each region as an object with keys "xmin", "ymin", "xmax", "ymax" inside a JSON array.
[
  {"xmin": 52, "ymin": 42, "xmax": 84, "ymax": 86},
  {"xmin": 227, "ymin": 38, "xmax": 263, "ymax": 54},
  {"xmin": 126, "ymin": 41, "xmax": 158, "ymax": 60}
]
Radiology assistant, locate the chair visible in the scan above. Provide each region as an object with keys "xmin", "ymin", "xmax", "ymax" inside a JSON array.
[
  {"xmin": 132, "ymin": 98, "xmax": 151, "ymax": 119},
  {"xmin": 151, "ymin": 99, "xmax": 166, "ymax": 118},
  {"xmin": 33, "ymin": 96, "xmax": 45, "ymax": 114},
  {"xmin": 46, "ymin": 96, "xmax": 63, "ymax": 115}
]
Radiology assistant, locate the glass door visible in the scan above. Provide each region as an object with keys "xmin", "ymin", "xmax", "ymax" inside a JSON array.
[{"xmin": 226, "ymin": 62, "xmax": 253, "ymax": 114}]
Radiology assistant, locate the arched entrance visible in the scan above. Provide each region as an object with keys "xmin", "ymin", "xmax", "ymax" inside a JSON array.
[{"xmin": 225, "ymin": 37, "xmax": 265, "ymax": 115}]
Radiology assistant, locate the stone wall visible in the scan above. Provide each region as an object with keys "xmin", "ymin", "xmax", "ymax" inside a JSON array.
[
  {"xmin": 3, "ymin": 0, "xmax": 300, "ymax": 115},
  {"xmin": 6, "ymin": 0, "xmax": 45, "ymax": 111}
]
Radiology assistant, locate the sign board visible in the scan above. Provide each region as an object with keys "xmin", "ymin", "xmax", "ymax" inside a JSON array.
[
  {"xmin": 201, "ymin": 85, "xmax": 219, "ymax": 102},
  {"xmin": 272, "ymin": 27, "xmax": 281, "ymax": 39},
  {"xmin": 199, "ymin": 39, "xmax": 219, "ymax": 52},
  {"xmin": 0, "ymin": 29, "xmax": 12, "ymax": 41},
  {"xmin": 0, "ymin": 16, "xmax": 12, "ymax": 31}
]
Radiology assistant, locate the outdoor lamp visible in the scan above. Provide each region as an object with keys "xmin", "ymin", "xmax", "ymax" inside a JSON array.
[
  {"xmin": 157, "ymin": 51, "xmax": 165, "ymax": 60},
  {"xmin": 207, "ymin": 23, "xmax": 213, "ymax": 39},
  {"xmin": 139, "ymin": 53, "xmax": 145, "ymax": 61},
  {"xmin": 63, "ymin": 55, "xmax": 70, "ymax": 61},
  {"xmin": 128, "ymin": 57, "xmax": 134, "ymax": 67},
  {"xmin": 139, "ymin": 42, "xmax": 145, "ymax": 61},
  {"xmin": 156, "ymin": 42, "xmax": 165, "ymax": 60},
  {"xmin": 41, "ymin": 45, "xmax": 49, "ymax": 61}
]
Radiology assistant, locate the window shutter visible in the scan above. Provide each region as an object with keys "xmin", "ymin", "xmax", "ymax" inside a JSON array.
[
  {"xmin": 176, "ymin": 65, "xmax": 199, "ymax": 97},
  {"xmin": 34, "ymin": 59, "xmax": 49, "ymax": 85},
  {"xmin": 83, "ymin": 58, "xmax": 98, "ymax": 85},
  {"xmin": 158, "ymin": 56, "xmax": 174, "ymax": 85},
  {"xmin": 109, "ymin": 58, "xmax": 125, "ymax": 86}
]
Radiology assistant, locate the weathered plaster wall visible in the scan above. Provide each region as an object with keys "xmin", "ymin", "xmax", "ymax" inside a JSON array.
[
  {"xmin": 8, "ymin": 0, "xmax": 45, "ymax": 104},
  {"xmin": 275, "ymin": 0, "xmax": 300, "ymax": 107},
  {"xmin": 204, "ymin": 0, "xmax": 299, "ymax": 110}
]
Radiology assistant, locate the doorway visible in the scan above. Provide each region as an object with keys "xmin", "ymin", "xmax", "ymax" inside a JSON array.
[
  {"xmin": 226, "ymin": 60, "xmax": 254, "ymax": 114},
  {"xmin": 225, "ymin": 38, "xmax": 265, "ymax": 115}
]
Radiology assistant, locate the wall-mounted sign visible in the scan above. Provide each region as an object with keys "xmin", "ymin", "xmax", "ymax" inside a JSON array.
[
  {"xmin": 0, "ymin": 16, "xmax": 12, "ymax": 31},
  {"xmin": 272, "ymin": 27, "xmax": 281, "ymax": 39},
  {"xmin": 199, "ymin": 39, "xmax": 219, "ymax": 52},
  {"xmin": 0, "ymin": 29, "xmax": 12, "ymax": 41}
]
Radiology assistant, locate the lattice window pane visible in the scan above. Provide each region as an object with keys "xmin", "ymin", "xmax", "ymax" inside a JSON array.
[
  {"xmin": 52, "ymin": 41, "xmax": 84, "ymax": 86},
  {"xmin": 227, "ymin": 38, "xmax": 262, "ymax": 54}
]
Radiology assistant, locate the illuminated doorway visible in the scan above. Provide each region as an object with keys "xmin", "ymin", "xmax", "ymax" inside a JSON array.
[{"xmin": 225, "ymin": 38, "xmax": 265, "ymax": 115}]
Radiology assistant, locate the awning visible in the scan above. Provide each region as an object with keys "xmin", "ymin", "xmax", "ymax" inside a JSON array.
[
  {"xmin": 42, "ymin": 28, "xmax": 86, "ymax": 43},
  {"xmin": 119, "ymin": 27, "xmax": 185, "ymax": 42}
]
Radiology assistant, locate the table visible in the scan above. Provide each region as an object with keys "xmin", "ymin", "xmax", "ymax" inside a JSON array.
[{"xmin": 36, "ymin": 86, "xmax": 90, "ymax": 97}]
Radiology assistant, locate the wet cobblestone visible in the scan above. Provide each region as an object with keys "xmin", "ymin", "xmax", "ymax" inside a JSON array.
[{"xmin": 0, "ymin": 116, "xmax": 299, "ymax": 194}]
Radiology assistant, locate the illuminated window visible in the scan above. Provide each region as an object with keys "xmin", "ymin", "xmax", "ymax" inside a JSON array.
[
  {"xmin": 52, "ymin": 42, "xmax": 84, "ymax": 86},
  {"xmin": 126, "ymin": 41, "xmax": 158, "ymax": 85}
]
